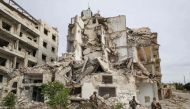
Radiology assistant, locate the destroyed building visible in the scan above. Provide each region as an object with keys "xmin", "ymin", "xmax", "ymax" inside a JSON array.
[
  {"xmin": 0, "ymin": 0, "xmax": 59, "ymax": 99},
  {"xmin": 65, "ymin": 8, "xmax": 162, "ymax": 107},
  {"xmin": 0, "ymin": 3, "xmax": 161, "ymax": 109}
]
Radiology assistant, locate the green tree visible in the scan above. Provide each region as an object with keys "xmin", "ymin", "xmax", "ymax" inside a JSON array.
[
  {"xmin": 2, "ymin": 92, "xmax": 16, "ymax": 109},
  {"xmin": 174, "ymin": 83, "xmax": 184, "ymax": 90},
  {"xmin": 41, "ymin": 81, "xmax": 70, "ymax": 109},
  {"xmin": 184, "ymin": 82, "xmax": 190, "ymax": 91}
]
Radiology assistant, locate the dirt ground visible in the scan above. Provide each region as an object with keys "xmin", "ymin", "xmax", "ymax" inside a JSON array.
[{"xmin": 160, "ymin": 91, "xmax": 190, "ymax": 109}]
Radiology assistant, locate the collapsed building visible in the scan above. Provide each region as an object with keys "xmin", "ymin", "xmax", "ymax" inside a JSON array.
[
  {"xmin": 0, "ymin": 2, "xmax": 162, "ymax": 109},
  {"xmin": 0, "ymin": 0, "xmax": 59, "ymax": 100}
]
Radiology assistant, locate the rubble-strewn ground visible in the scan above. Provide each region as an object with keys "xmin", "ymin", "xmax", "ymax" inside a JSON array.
[{"xmin": 160, "ymin": 91, "xmax": 190, "ymax": 109}]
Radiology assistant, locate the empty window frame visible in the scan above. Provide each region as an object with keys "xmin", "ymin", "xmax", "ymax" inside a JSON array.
[
  {"xmin": 2, "ymin": 21, "xmax": 11, "ymax": 31},
  {"xmin": 92, "ymin": 19, "xmax": 96, "ymax": 24},
  {"xmin": 32, "ymin": 86, "xmax": 44, "ymax": 102},
  {"xmin": 27, "ymin": 37, "xmax": 32, "ymax": 40},
  {"xmin": 16, "ymin": 62, "xmax": 20, "ymax": 69},
  {"xmin": 43, "ymin": 41, "xmax": 47, "ymax": 48},
  {"xmin": 50, "ymin": 58, "xmax": 54, "ymax": 62},
  {"xmin": 44, "ymin": 28, "xmax": 48, "ymax": 35},
  {"xmin": 102, "ymin": 75, "xmax": 113, "ymax": 84},
  {"xmin": 145, "ymin": 96, "xmax": 150, "ymax": 103},
  {"xmin": 52, "ymin": 35, "xmax": 56, "ymax": 41},
  {"xmin": 12, "ymin": 82, "xmax": 18, "ymax": 88},
  {"xmin": 0, "ymin": 57, "xmax": 7, "ymax": 66},
  {"xmin": 0, "ymin": 39, "xmax": 9, "ymax": 47},
  {"xmin": 32, "ymin": 50, "xmax": 36, "ymax": 57},
  {"xmin": 51, "ymin": 47, "xmax": 55, "ymax": 52},
  {"xmin": 19, "ymin": 32, "xmax": 23, "ymax": 37},
  {"xmin": 99, "ymin": 87, "xmax": 116, "ymax": 97},
  {"xmin": 42, "ymin": 54, "xmax": 47, "ymax": 61},
  {"xmin": 0, "ymin": 75, "xmax": 3, "ymax": 83},
  {"xmin": 28, "ymin": 62, "xmax": 36, "ymax": 67}
]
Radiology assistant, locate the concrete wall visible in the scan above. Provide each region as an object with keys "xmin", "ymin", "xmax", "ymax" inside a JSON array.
[
  {"xmin": 136, "ymin": 82, "xmax": 158, "ymax": 106},
  {"xmin": 81, "ymin": 72, "xmax": 137, "ymax": 108}
]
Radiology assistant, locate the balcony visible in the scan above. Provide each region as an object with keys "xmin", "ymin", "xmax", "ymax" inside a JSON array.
[
  {"xmin": 0, "ymin": 27, "xmax": 38, "ymax": 49},
  {"xmin": 0, "ymin": 46, "xmax": 24, "ymax": 58},
  {"xmin": 0, "ymin": 3, "xmax": 40, "ymax": 36}
]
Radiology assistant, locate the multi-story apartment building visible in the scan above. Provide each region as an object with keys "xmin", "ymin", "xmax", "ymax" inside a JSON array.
[{"xmin": 0, "ymin": 0, "xmax": 58, "ymax": 98}]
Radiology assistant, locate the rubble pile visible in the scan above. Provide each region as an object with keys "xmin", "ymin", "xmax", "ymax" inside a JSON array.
[
  {"xmin": 2, "ymin": 8, "xmax": 162, "ymax": 108},
  {"xmin": 160, "ymin": 91, "xmax": 190, "ymax": 109}
]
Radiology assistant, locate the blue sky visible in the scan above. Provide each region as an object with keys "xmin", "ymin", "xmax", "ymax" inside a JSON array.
[{"xmin": 14, "ymin": 0, "xmax": 190, "ymax": 83}]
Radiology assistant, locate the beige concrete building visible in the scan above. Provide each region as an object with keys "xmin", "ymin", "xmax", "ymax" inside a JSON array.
[{"xmin": 0, "ymin": 0, "xmax": 58, "ymax": 99}]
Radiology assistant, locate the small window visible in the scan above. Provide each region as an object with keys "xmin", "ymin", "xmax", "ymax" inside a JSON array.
[
  {"xmin": 32, "ymin": 50, "xmax": 36, "ymax": 57},
  {"xmin": 51, "ymin": 58, "xmax": 54, "ymax": 62},
  {"xmin": 93, "ymin": 19, "xmax": 96, "ymax": 24},
  {"xmin": 34, "ymin": 79, "xmax": 42, "ymax": 83},
  {"xmin": 2, "ymin": 21, "xmax": 11, "ymax": 31},
  {"xmin": 20, "ymin": 32, "xmax": 23, "ymax": 37},
  {"xmin": 0, "ymin": 39, "xmax": 9, "ymax": 47},
  {"xmin": 99, "ymin": 87, "xmax": 116, "ymax": 97},
  {"xmin": 18, "ymin": 47, "xmax": 21, "ymax": 51},
  {"xmin": 12, "ymin": 82, "xmax": 18, "ymax": 88},
  {"xmin": 51, "ymin": 47, "xmax": 55, "ymax": 52},
  {"xmin": 16, "ymin": 62, "xmax": 20, "ymax": 69},
  {"xmin": 43, "ymin": 41, "xmax": 47, "ymax": 48},
  {"xmin": 0, "ymin": 75, "xmax": 3, "ymax": 83},
  {"xmin": 27, "ymin": 37, "xmax": 32, "ymax": 40},
  {"xmin": 102, "ymin": 75, "xmax": 113, "ymax": 84},
  {"xmin": 42, "ymin": 54, "xmax": 47, "ymax": 61},
  {"xmin": 35, "ymin": 26, "xmax": 39, "ymax": 29},
  {"xmin": 44, "ymin": 28, "xmax": 48, "ymax": 35},
  {"xmin": 145, "ymin": 96, "xmax": 150, "ymax": 103},
  {"xmin": 52, "ymin": 35, "xmax": 56, "ymax": 41}
]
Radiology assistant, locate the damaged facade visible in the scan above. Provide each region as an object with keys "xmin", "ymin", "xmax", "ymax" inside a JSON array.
[
  {"xmin": 0, "ymin": 0, "xmax": 59, "ymax": 100},
  {"xmin": 0, "ymin": 3, "xmax": 161, "ymax": 109},
  {"xmin": 65, "ymin": 8, "xmax": 162, "ymax": 107}
]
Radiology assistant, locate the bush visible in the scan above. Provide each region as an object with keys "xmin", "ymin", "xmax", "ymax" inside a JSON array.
[
  {"xmin": 184, "ymin": 82, "xmax": 190, "ymax": 91},
  {"xmin": 174, "ymin": 83, "xmax": 184, "ymax": 90},
  {"xmin": 114, "ymin": 102, "xmax": 125, "ymax": 109},
  {"xmin": 2, "ymin": 92, "xmax": 16, "ymax": 109},
  {"xmin": 41, "ymin": 81, "xmax": 70, "ymax": 109}
]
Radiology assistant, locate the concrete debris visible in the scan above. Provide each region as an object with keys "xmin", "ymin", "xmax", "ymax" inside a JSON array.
[
  {"xmin": 0, "ymin": 6, "xmax": 162, "ymax": 109},
  {"xmin": 160, "ymin": 91, "xmax": 190, "ymax": 109}
]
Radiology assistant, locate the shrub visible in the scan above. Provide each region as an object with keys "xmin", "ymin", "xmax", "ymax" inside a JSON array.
[
  {"xmin": 174, "ymin": 83, "xmax": 184, "ymax": 90},
  {"xmin": 184, "ymin": 82, "xmax": 190, "ymax": 91},
  {"xmin": 114, "ymin": 102, "xmax": 125, "ymax": 109},
  {"xmin": 41, "ymin": 81, "xmax": 70, "ymax": 109},
  {"xmin": 2, "ymin": 92, "xmax": 16, "ymax": 109}
]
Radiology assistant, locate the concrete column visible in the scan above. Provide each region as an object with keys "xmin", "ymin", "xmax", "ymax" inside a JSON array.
[
  {"xmin": 24, "ymin": 53, "xmax": 28, "ymax": 67},
  {"xmin": 17, "ymin": 75, "xmax": 23, "ymax": 99},
  {"xmin": 16, "ymin": 24, "xmax": 21, "ymax": 35},
  {"xmin": 13, "ymin": 57, "xmax": 17, "ymax": 69},
  {"xmin": 0, "ymin": 17, "xmax": 2, "ymax": 28},
  {"xmin": 2, "ymin": 76, "xmax": 8, "ymax": 98},
  {"xmin": 132, "ymin": 46, "xmax": 138, "ymax": 63},
  {"xmin": 15, "ymin": 40, "xmax": 19, "ymax": 50},
  {"xmin": 5, "ymin": 59, "xmax": 9, "ymax": 68},
  {"xmin": 150, "ymin": 46, "xmax": 154, "ymax": 62},
  {"xmin": 150, "ymin": 46, "xmax": 155, "ymax": 75}
]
